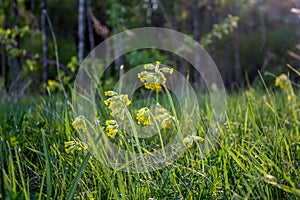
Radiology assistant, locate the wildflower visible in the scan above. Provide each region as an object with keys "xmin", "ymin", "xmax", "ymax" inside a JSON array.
[
  {"xmin": 288, "ymin": 94, "xmax": 292, "ymax": 101},
  {"xmin": 144, "ymin": 83, "xmax": 162, "ymax": 91},
  {"xmin": 65, "ymin": 148, "xmax": 75, "ymax": 154},
  {"xmin": 64, "ymin": 139, "xmax": 88, "ymax": 154},
  {"xmin": 182, "ymin": 135, "xmax": 204, "ymax": 149},
  {"xmin": 153, "ymin": 105, "xmax": 176, "ymax": 130},
  {"xmin": 161, "ymin": 116, "xmax": 176, "ymax": 129},
  {"xmin": 105, "ymin": 120, "xmax": 119, "ymax": 138},
  {"xmin": 136, "ymin": 107, "xmax": 151, "ymax": 125},
  {"xmin": 138, "ymin": 61, "xmax": 174, "ymax": 92},
  {"xmin": 104, "ymin": 91, "xmax": 131, "ymax": 120},
  {"xmin": 275, "ymin": 74, "xmax": 290, "ymax": 89},
  {"xmin": 105, "ymin": 90, "xmax": 118, "ymax": 97},
  {"xmin": 72, "ymin": 115, "xmax": 87, "ymax": 131},
  {"xmin": 105, "ymin": 120, "xmax": 118, "ymax": 126}
]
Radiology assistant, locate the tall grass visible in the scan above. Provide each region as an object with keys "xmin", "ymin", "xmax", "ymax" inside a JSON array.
[{"xmin": 0, "ymin": 87, "xmax": 299, "ymax": 199}]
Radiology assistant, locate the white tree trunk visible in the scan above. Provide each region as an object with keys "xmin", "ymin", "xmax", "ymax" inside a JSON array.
[
  {"xmin": 41, "ymin": 0, "xmax": 48, "ymax": 87},
  {"xmin": 78, "ymin": 0, "xmax": 85, "ymax": 64},
  {"xmin": 87, "ymin": 0, "xmax": 95, "ymax": 55}
]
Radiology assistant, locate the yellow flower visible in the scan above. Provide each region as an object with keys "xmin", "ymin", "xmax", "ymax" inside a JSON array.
[
  {"xmin": 64, "ymin": 141, "xmax": 69, "ymax": 148},
  {"xmin": 138, "ymin": 62, "xmax": 174, "ymax": 92},
  {"xmin": 107, "ymin": 129, "xmax": 118, "ymax": 138},
  {"xmin": 144, "ymin": 83, "xmax": 162, "ymax": 91},
  {"xmin": 104, "ymin": 100, "xmax": 109, "ymax": 106},
  {"xmin": 105, "ymin": 120, "xmax": 119, "ymax": 138},
  {"xmin": 287, "ymin": 94, "xmax": 292, "ymax": 101},
  {"xmin": 72, "ymin": 116, "xmax": 86, "ymax": 131},
  {"xmin": 161, "ymin": 123, "xmax": 170, "ymax": 129},
  {"xmin": 183, "ymin": 137, "xmax": 193, "ymax": 149},
  {"xmin": 153, "ymin": 105, "xmax": 176, "ymax": 130},
  {"xmin": 183, "ymin": 135, "xmax": 204, "ymax": 149},
  {"xmin": 106, "ymin": 120, "xmax": 117, "ymax": 126},
  {"xmin": 136, "ymin": 107, "xmax": 151, "ymax": 125},
  {"xmin": 104, "ymin": 91, "xmax": 131, "ymax": 120},
  {"xmin": 105, "ymin": 91, "xmax": 118, "ymax": 96},
  {"xmin": 65, "ymin": 148, "xmax": 74, "ymax": 154},
  {"xmin": 64, "ymin": 139, "xmax": 88, "ymax": 154},
  {"xmin": 126, "ymin": 100, "xmax": 131, "ymax": 106},
  {"xmin": 275, "ymin": 74, "xmax": 290, "ymax": 89}
]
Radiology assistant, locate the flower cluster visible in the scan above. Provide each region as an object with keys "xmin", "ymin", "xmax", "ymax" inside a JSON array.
[
  {"xmin": 275, "ymin": 73, "xmax": 294, "ymax": 101},
  {"xmin": 138, "ymin": 61, "xmax": 173, "ymax": 91},
  {"xmin": 72, "ymin": 115, "xmax": 87, "ymax": 132},
  {"xmin": 105, "ymin": 120, "xmax": 119, "ymax": 139},
  {"xmin": 275, "ymin": 74, "xmax": 291, "ymax": 89},
  {"xmin": 154, "ymin": 106, "xmax": 176, "ymax": 130},
  {"xmin": 64, "ymin": 139, "xmax": 88, "ymax": 154},
  {"xmin": 104, "ymin": 91, "xmax": 131, "ymax": 120},
  {"xmin": 182, "ymin": 135, "xmax": 204, "ymax": 149},
  {"xmin": 136, "ymin": 107, "xmax": 151, "ymax": 125}
]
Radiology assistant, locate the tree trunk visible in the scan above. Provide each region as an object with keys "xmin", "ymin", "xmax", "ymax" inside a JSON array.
[
  {"xmin": 223, "ymin": 35, "xmax": 232, "ymax": 90},
  {"xmin": 11, "ymin": 0, "xmax": 21, "ymax": 87},
  {"xmin": 2, "ymin": 0, "xmax": 10, "ymax": 92},
  {"xmin": 234, "ymin": 22, "xmax": 243, "ymax": 87},
  {"xmin": 191, "ymin": 0, "xmax": 202, "ymax": 88},
  {"xmin": 113, "ymin": 27, "xmax": 125, "ymax": 80},
  {"xmin": 41, "ymin": 0, "xmax": 49, "ymax": 88},
  {"xmin": 78, "ymin": 0, "xmax": 85, "ymax": 64},
  {"xmin": 87, "ymin": 0, "xmax": 95, "ymax": 55},
  {"xmin": 31, "ymin": 0, "xmax": 35, "ymax": 28}
]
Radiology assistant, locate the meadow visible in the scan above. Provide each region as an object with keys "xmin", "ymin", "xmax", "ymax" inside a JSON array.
[{"xmin": 0, "ymin": 74, "xmax": 299, "ymax": 199}]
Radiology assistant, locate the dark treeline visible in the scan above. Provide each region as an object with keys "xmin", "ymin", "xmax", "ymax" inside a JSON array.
[{"xmin": 0, "ymin": 0, "xmax": 299, "ymax": 95}]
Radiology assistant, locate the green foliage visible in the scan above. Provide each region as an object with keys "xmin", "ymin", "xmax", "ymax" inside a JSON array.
[
  {"xmin": 125, "ymin": 49, "xmax": 171, "ymax": 67},
  {"xmin": 47, "ymin": 56, "xmax": 78, "ymax": 92},
  {"xmin": 200, "ymin": 14, "xmax": 239, "ymax": 47},
  {"xmin": 0, "ymin": 26, "xmax": 35, "ymax": 57}
]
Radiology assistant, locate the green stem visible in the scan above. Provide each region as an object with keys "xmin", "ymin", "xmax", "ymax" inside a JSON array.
[
  {"xmin": 124, "ymin": 109, "xmax": 151, "ymax": 175},
  {"xmin": 149, "ymin": 111, "xmax": 166, "ymax": 161}
]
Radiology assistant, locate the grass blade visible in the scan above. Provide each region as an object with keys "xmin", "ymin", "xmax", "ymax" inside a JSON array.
[{"xmin": 42, "ymin": 129, "xmax": 52, "ymax": 200}]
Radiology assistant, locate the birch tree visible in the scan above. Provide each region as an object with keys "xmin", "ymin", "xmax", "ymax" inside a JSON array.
[
  {"xmin": 41, "ymin": 0, "xmax": 48, "ymax": 87},
  {"xmin": 78, "ymin": 0, "xmax": 85, "ymax": 64}
]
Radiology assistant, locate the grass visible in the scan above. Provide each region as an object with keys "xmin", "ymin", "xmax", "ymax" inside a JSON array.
[{"xmin": 0, "ymin": 86, "xmax": 299, "ymax": 199}]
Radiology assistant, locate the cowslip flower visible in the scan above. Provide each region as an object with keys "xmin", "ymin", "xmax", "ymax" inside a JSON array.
[
  {"xmin": 275, "ymin": 74, "xmax": 290, "ymax": 89},
  {"xmin": 153, "ymin": 105, "xmax": 176, "ymax": 130},
  {"xmin": 64, "ymin": 140, "xmax": 88, "ymax": 154},
  {"xmin": 104, "ymin": 91, "xmax": 131, "ymax": 120},
  {"xmin": 105, "ymin": 120, "xmax": 119, "ymax": 139},
  {"xmin": 138, "ymin": 61, "xmax": 173, "ymax": 92},
  {"xmin": 72, "ymin": 115, "xmax": 87, "ymax": 132},
  {"xmin": 274, "ymin": 74, "xmax": 295, "ymax": 100},
  {"xmin": 136, "ymin": 107, "xmax": 151, "ymax": 125},
  {"xmin": 182, "ymin": 135, "xmax": 204, "ymax": 149}
]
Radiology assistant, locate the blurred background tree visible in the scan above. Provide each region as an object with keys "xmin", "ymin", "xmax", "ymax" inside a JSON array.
[{"xmin": 0, "ymin": 0, "xmax": 299, "ymax": 95}]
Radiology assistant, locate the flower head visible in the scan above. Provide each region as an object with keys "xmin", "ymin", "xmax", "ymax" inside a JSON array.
[
  {"xmin": 153, "ymin": 105, "xmax": 176, "ymax": 130},
  {"xmin": 275, "ymin": 74, "xmax": 291, "ymax": 89},
  {"xmin": 64, "ymin": 139, "xmax": 88, "ymax": 154},
  {"xmin": 136, "ymin": 107, "xmax": 151, "ymax": 125},
  {"xmin": 105, "ymin": 119, "xmax": 119, "ymax": 138},
  {"xmin": 183, "ymin": 135, "xmax": 204, "ymax": 149},
  {"xmin": 138, "ymin": 61, "xmax": 174, "ymax": 92},
  {"xmin": 72, "ymin": 116, "xmax": 87, "ymax": 131},
  {"xmin": 104, "ymin": 91, "xmax": 131, "ymax": 120}
]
